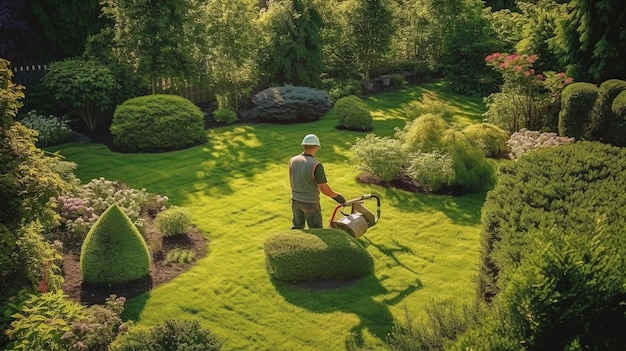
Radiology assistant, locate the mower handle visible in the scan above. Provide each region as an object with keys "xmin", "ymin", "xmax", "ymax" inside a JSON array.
[{"xmin": 329, "ymin": 193, "xmax": 381, "ymax": 225}]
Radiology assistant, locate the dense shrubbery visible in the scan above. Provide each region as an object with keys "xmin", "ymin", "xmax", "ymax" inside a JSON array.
[
  {"xmin": 110, "ymin": 319, "xmax": 222, "ymax": 351},
  {"xmin": 334, "ymin": 95, "xmax": 372, "ymax": 131},
  {"xmin": 589, "ymin": 79, "xmax": 626, "ymax": 141},
  {"xmin": 350, "ymin": 134, "xmax": 407, "ymax": 183},
  {"xmin": 155, "ymin": 206, "xmax": 192, "ymax": 237},
  {"xmin": 506, "ymin": 129, "xmax": 575, "ymax": 160},
  {"xmin": 249, "ymin": 86, "xmax": 331, "ymax": 122},
  {"xmin": 80, "ymin": 204, "xmax": 151, "ymax": 285},
  {"xmin": 609, "ymin": 89, "xmax": 626, "ymax": 146},
  {"xmin": 264, "ymin": 229, "xmax": 374, "ymax": 282},
  {"xmin": 321, "ymin": 77, "xmax": 362, "ymax": 102},
  {"xmin": 111, "ymin": 94, "xmax": 206, "ymax": 152},
  {"xmin": 19, "ymin": 110, "xmax": 74, "ymax": 147},
  {"xmin": 461, "ymin": 123, "xmax": 509, "ymax": 158},
  {"xmin": 558, "ymin": 82, "xmax": 598, "ymax": 139},
  {"xmin": 468, "ymin": 142, "xmax": 626, "ymax": 349},
  {"xmin": 211, "ymin": 107, "xmax": 238, "ymax": 124}
]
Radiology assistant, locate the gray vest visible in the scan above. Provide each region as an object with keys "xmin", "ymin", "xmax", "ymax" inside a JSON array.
[{"xmin": 289, "ymin": 154, "xmax": 320, "ymax": 203}]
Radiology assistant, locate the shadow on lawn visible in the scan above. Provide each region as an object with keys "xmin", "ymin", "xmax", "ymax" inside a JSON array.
[{"xmin": 272, "ymin": 274, "xmax": 422, "ymax": 349}]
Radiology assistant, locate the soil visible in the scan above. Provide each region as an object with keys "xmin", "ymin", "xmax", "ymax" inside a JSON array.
[{"xmin": 62, "ymin": 224, "xmax": 208, "ymax": 305}]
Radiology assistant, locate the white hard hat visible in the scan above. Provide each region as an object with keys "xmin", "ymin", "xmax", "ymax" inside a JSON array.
[{"xmin": 301, "ymin": 134, "xmax": 321, "ymax": 148}]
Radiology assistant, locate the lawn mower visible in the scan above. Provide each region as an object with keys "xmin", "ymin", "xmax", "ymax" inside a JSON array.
[{"xmin": 328, "ymin": 193, "xmax": 381, "ymax": 238}]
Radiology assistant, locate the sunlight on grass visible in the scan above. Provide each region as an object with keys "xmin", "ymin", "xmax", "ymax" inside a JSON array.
[{"xmin": 50, "ymin": 82, "xmax": 487, "ymax": 350}]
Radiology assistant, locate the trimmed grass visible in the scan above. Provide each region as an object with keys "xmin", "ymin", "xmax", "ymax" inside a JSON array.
[{"xmin": 51, "ymin": 83, "xmax": 487, "ymax": 350}]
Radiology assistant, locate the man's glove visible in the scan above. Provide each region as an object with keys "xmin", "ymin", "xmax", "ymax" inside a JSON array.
[{"xmin": 333, "ymin": 194, "xmax": 346, "ymax": 205}]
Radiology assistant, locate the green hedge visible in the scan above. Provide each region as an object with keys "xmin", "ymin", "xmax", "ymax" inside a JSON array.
[
  {"xmin": 609, "ymin": 89, "xmax": 626, "ymax": 146},
  {"xmin": 264, "ymin": 229, "xmax": 374, "ymax": 282},
  {"xmin": 334, "ymin": 95, "xmax": 372, "ymax": 131},
  {"xmin": 591, "ymin": 79, "xmax": 626, "ymax": 141},
  {"xmin": 110, "ymin": 94, "xmax": 206, "ymax": 152},
  {"xmin": 558, "ymin": 82, "xmax": 598, "ymax": 139},
  {"xmin": 80, "ymin": 204, "xmax": 151, "ymax": 285}
]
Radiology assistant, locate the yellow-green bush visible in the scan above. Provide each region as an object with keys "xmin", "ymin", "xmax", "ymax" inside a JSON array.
[
  {"xmin": 264, "ymin": 229, "xmax": 374, "ymax": 282},
  {"xmin": 80, "ymin": 204, "xmax": 150, "ymax": 285},
  {"xmin": 154, "ymin": 206, "xmax": 192, "ymax": 237},
  {"xmin": 461, "ymin": 122, "xmax": 509, "ymax": 158}
]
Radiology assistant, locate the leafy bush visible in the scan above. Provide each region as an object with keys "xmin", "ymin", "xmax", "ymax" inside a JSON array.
[
  {"xmin": 39, "ymin": 58, "xmax": 120, "ymax": 132},
  {"xmin": 211, "ymin": 107, "xmax": 238, "ymax": 124},
  {"xmin": 609, "ymin": 89, "xmax": 626, "ymax": 146},
  {"xmin": 558, "ymin": 82, "xmax": 598, "ymax": 139},
  {"xmin": 506, "ymin": 128, "xmax": 575, "ymax": 160},
  {"xmin": 334, "ymin": 95, "xmax": 372, "ymax": 131},
  {"xmin": 110, "ymin": 319, "xmax": 222, "ymax": 351},
  {"xmin": 264, "ymin": 229, "xmax": 374, "ymax": 282},
  {"xmin": 155, "ymin": 206, "xmax": 192, "ymax": 237},
  {"xmin": 440, "ymin": 129, "xmax": 495, "ymax": 194},
  {"xmin": 389, "ymin": 74, "xmax": 408, "ymax": 89},
  {"xmin": 250, "ymin": 86, "xmax": 331, "ymax": 122},
  {"xmin": 80, "ymin": 204, "xmax": 151, "ymax": 285},
  {"xmin": 166, "ymin": 248, "xmax": 196, "ymax": 265},
  {"xmin": 350, "ymin": 134, "xmax": 407, "ymax": 183},
  {"xmin": 396, "ymin": 113, "xmax": 449, "ymax": 153},
  {"xmin": 461, "ymin": 123, "xmax": 509, "ymax": 158},
  {"xmin": 589, "ymin": 79, "xmax": 626, "ymax": 141},
  {"xmin": 111, "ymin": 94, "xmax": 206, "ymax": 152},
  {"xmin": 321, "ymin": 77, "xmax": 362, "ymax": 102},
  {"xmin": 405, "ymin": 151, "xmax": 455, "ymax": 192},
  {"xmin": 19, "ymin": 110, "xmax": 74, "ymax": 147}
]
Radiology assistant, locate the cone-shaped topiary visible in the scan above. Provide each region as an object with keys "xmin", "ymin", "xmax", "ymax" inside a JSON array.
[
  {"xmin": 80, "ymin": 203, "xmax": 150, "ymax": 285},
  {"xmin": 264, "ymin": 229, "xmax": 374, "ymax": 282}
]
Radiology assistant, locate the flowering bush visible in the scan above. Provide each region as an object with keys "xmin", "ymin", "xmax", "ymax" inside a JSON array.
[
  {"xmin": 506, "ymin": 129, "xmax": 575, "ymax": 160},
  {"xmin": 20, "ymin": 110, "xmax": 74, "ymax": 147},
  {"xmin": 483, "ymin": 53, "xmax": 573, "ymax": 132}
]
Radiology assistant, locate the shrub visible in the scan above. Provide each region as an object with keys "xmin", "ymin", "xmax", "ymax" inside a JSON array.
[
  {"xmin": 39, "ymin": 58, "xmax": 120, "ymax": 132},
  {"xmin": 590, "ymin": 79, "xmax": 626, "ymax": 141},
  {"xmin": 264, "ymin": 229, "xmax": 374, "ymax": 282},
  {"xmin": 350, "ymin": 134, "xmax": 407, "ymax": 183},
  {"xmin": 211, "ymin": 107, "xmax": 238, "ymax": 124},
  {"xmin": 506, "ymin": 128, "xmax": 575, "ymax": 160},
  {"xmin": 558, "ymin": 82, "xmax": 598, "ymax": 139},
  {"xmin": 440, "ymin": 129, "xmax": 495, "ymax": 194},
  {"xmin": 405, "ymin": 151, "xmax": 455, "ymax": 192},
  {"xmin": 166, "ymin": 248, "xmax": 196, "ymax": 265},
  {"xmin": 80, "ymin": 204, "xmax": 151, "ymax": 285},
  {"xmin": 155, "ymin": 206, "xmax": 192, "ymax": 237},
  {"xmin": 334, "ymin": 95, "xmax": 372, "ymax": 131},
  {"xmin": 111, "ymin": 94, "xmax": 206, "ymax": 152},
  {"xmin": 396, "ymin": 113, "xmax": 449, "ymax": 153},
  {"xmin": 609, "ymin": 89, "xmax": 626, "ymax": 146},
  {"xmin": 389, "ymin": 74, "xmax": 408, "ymax": 89},
  {"xmin": 19, "ymin": 110, "xmax": 74, "ymax": 147},
  {"xmin": 461, "ymin": 123, "xmax": 509, "ymax": 158},
  {"xmin": 250, "ymin": 86, "xmax": 331, "ymax": 122},
  {"xmin": 110, "ymin": 319, "xmax": 222, "ymax": 351},
  {"xmin": 321, "ymin": 77, "xmax": 362, "ymax": 102}
]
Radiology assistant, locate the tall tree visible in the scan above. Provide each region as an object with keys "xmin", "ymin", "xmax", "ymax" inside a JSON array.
[
  {"xmin": 258, "ymin": 0, "xmax": 324, "ymax": 87},
  {"xmin": 551, "ymin": 0, "xmax": 626, "ymax": 83},
  {"xmin": 101, "ymin": 0, "xmax": 208, "ymax": 93}
]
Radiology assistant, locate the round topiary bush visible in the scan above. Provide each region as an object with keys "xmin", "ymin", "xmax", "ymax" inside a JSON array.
[
  {"xmin": 610, "ymin": 90, "xmax": 626, "ymax": 146},
  {"xmin": 558, "ymin": 82, "xmax": 598, "ymax": 139},
  {"xmin": 110, "ymin": 94, "xmax": 206, "ymax": 152},
  {"xmin": 155, "ymin": 206, "xmax": 192, "ymax": 237},
  {"xmin": 461, "ymin": 122, "xmax": 510, "ymax": 158},
  {"xmin": 334, "ymin": 95, "xmax": 372, "ymax": 131},
  {"xmin": 264, "ymin": 229, "xmax": 374, "ymax": 283},
  {"xmin": 80, "ymin": 203, "xmax": 151, "ymax": 285}
]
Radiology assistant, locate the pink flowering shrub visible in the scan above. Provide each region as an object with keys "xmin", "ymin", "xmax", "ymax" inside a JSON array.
[
  {"xmin": 506, "ymin": 129, "xmax": 575, "ymax": 160},
  {"xmin": 484, "ymin": 52, "xmax": 573, "ymax": 132}
]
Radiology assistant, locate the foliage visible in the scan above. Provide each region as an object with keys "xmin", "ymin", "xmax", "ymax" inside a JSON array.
[
  {"xmin": 592, "ymin": 79, "xmax": 626, "ymax": 146},
  {"xmin": 110, "ymin": 94, "xmax": 206, "ymax": 152},
  {"xmin": 50, "ymin": 177, "xmax": 168, "ymax": 247},
  {"xmin": 558, "ymin": 82, "xmax": 598, "ymax": 139},
  {"xmin": 40, "ymin": 59, "xmax": 120, "ymax": 132},
  {"xmin": 264, "ymin": 229, "xmax": 374, "ymax": 282},
  {"xmin": 80, "ymin": 204, "xmax": 151, "ymax": 285},
  {"xmin": 250, "ymin": 85, "xmax": 331, "ymax": 122},
  {"xmin": 202, "ymin": 0, "xmax": 258, "ymax": 111},
  {"xmin": 610, "ymin": 90, "xmax": 626, "ymax": 147},
  {"xmin": 387, "ymin": 301, "xmax": 483, "ymax": 351},
  {"xmin": 211, "ymin": 108, "xmax": 238, "ymax": 124},
  {"xmin": 166, "ymin": 248, "xmax": 196, "ymax": 265},
  {"xmin": 321, "ymin": 77, "xmax": 362, "ymax": 103},
  {"xmin": 461, "ymin": 122, "xmax": 509, "ymax": 158},
  {"xmin": 101, "ymin": 0, "xmax": 209, "ymax": 93},
  {"xmin": 155, "ymin": 206, "xmax": 192, "ymax": 237},
  {"xmin": 440, "ymin": 129, "xmax": 495, "ymax": 194},
  {"xmin": 19, "ymin": 110, "xmax": 73, "ymax": 147},
  {"xmin": 506, "ymin": 128, "xmax": 574, "ymax": 160},
  {"xmin": 479, "ymin": 141, "xmax": 626, "ymax": 301},
  {"xmin": 397, "ymin": 113, "xmax": 449, "ymax": 153},
  {"xmin": 347, "ymin": 0, "xmax": 396, "ymax": 79},
  {"xmin": 514, "ymin": 1, "xmax": 563, "ymax": 74},
  {"xmin": 0, "ymin": 59, "xmax": 24, "ymax": 128},
  {"xmin": 551, "ymin": 0, "xmax": 626, "ymax": 83},
  {"xmin": 349, "ymin": 134, "xmax": 407, "ymax": 183},
  {"xmin": 334, "ymin": 95, "xmax": 372, "ymax": 131},
  {"xmin": 110, "ymin": 319, "xmax": 222, "ymax": 351},
  {"xmin": 389, "ymin": 74, "xmax": 408, "ymax": 89},
  {"xmin": 5, "ymin": 292, "xmax": 126, "ymax": 351},
  {"xmin": 257, "ymin": 0, "xmax": 324, "ymax": 88},
  {"xmin": 405, "ymin": 151, "xmax": 455, "ymax": 192}
]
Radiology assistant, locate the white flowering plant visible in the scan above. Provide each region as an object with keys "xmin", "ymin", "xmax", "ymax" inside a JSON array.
[
  {"xmin": 506, "ymin": 129, "xmax": 575, "ymax": 160},
  {"xmin": 20, "ymin": 110, "xmax": 74, "ymax": 147}
]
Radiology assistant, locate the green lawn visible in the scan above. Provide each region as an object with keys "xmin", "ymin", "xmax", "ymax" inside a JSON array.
[{"xmin": 52, "ymin": 82, "xmax": 488, "ymax": 350}]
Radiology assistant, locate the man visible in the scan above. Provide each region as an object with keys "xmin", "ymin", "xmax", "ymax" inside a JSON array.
[{"xmin": 289, "ymin": 134, "xmax": 346, "ymax": 229}]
